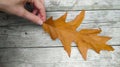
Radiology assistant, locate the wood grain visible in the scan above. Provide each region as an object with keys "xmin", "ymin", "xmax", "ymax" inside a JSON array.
[
  {"xmin": 0, "ymin": 46, "xmax": 119, "ymax": 67},
  {"xmin": 0, "ymin": 10, "xmax": 120, "ymax": 26},
  {"xmin": 44, "ymin": 0, "xmax": 120, "ymax": 11},
  {"xmin": 0, "ymin": 0, "xmax": 120, "ymax": 66},
  {"xmin": 0, "ymin": 10, "xmax": 120, "ymax": 47}
]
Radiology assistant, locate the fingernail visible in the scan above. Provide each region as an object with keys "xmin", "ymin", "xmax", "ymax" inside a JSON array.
[{"xmin": 38, "ymin": 20, "xmax": 43, "ymax": 25}]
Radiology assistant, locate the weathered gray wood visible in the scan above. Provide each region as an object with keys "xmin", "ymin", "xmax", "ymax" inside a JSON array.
[
  {"xmin": 0, "ymin": 10, "xmax": 120, "ymax": 47},
  {"xmin": 0, "ymin": 61, "xmax": 120, "ymax": 67},
  {"xmin": 0, "ymin": 0, "xmax": 119, "ymax": 67},
  {"xmin": 44, "ymin": 0, "xmax": 120, "ymax": 11},
  {"xmin": 0, "ymin": 46, "xmax": 119, "ymax": 67},
  {"xmin": 0, "ymin": 10, "xmax": 120, "ymax": 26},
  {"xmin": 0, "ymin": 25, "xmax": 120, "ymax": 47}
]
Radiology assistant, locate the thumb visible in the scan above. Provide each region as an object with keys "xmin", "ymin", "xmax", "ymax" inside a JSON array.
[{"xmin": 18, "ymin": 7, "xmax": 43, "ymax": 25}]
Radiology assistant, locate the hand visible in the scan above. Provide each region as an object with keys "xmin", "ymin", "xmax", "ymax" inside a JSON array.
[{"xmin": 0, "ymin": 0, "xmax": 46, "ymax": 25}]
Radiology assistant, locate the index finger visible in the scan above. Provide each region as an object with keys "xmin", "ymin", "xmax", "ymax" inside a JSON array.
[{"xmin": 34, "ymin": 0, "xmax": 46, "ymax": 22}]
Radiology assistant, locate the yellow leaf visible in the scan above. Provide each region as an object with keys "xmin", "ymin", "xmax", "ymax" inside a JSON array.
[{"xmin": 43, "ymin": 10, "xmax": 114, "ymax": 60}]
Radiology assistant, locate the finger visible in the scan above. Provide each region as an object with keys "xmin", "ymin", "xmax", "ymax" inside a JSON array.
[
  {"xmin": 18, "ymin": 8, "xmax": 43, "ymax": 25},
  {"xmin": 40, "ymin": 0, "xmax": 44, "ymax": 4},
  {"xmin": 34, "ymin": 0, "xmax": 46, "ymax": 22},
  {"xmin": 32, "ymin": 8, "xmax": 38, "ymax": 15},
  {"xmin": 38, "ymin": 13, "xmax": 45, "ymax": 22},
  {"xmin": 38, "ymin": 3, "xmax": 46, "ymax": 22},
  {"xmin": 39, "ymin": 7, "xmax": 46, "ymax": 22}
]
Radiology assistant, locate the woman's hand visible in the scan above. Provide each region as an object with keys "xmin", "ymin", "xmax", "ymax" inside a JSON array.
[{"xmin": 0, "ymin": 0, "xmax": 46, "ymax": 25}]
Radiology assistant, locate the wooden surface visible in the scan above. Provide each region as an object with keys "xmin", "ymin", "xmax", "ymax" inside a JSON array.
[
  {"xmin": 44, "ymin": 0, "xmax": 120, "ymax": 11},
  {"xmin": 0, "ymin": 46, "xmax": 120, "ymax": 67},
  {"xmin": 0, "ymin": 0, "xmax": 120, "ymax": 67}
]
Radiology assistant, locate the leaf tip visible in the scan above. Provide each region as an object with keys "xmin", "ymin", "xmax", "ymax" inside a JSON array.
[{"xmin": 56, "ymin": 12, "xmax": 67, "ymax": 22}]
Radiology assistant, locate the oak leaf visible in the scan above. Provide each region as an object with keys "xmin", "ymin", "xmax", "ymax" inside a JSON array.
[{"xmin": 42, "ymin": 10, "xmax": 114, "ymax": 60}]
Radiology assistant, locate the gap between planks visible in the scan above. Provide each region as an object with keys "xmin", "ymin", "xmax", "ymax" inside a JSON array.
[
  {"xmin": 0, "ymin": 9, "xmax": 120, "ymax": 13},
  {"xmin": 0, "ymin": 45, "xmax": 119, "ymax": 49}
]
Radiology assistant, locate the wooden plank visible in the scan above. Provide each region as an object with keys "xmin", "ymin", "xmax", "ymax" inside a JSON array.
[
  {"xmin": 0, "ymin": 25, "xmax": 120, "ymax": 47},
  {"xmin": 0, "ymin": 0, "xmax": 119, "ymax": 13},
  {"xmin": 0, "ymin": 62, "xmax": 120, "ymax": 67},
  {"xmin": 0, "ymin": 10, "xmax": 120, "ymax": 47},
  {"xmin": 0, "ymin": 46, "xmax": 120, "ymax": 67},
  {"xmin": 44, "ymin": 0, "xmax": 120, "ymax": 11},
  {"xmin": 0, "ymin": 10, "xmax": 120, "ymax": 26}
]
